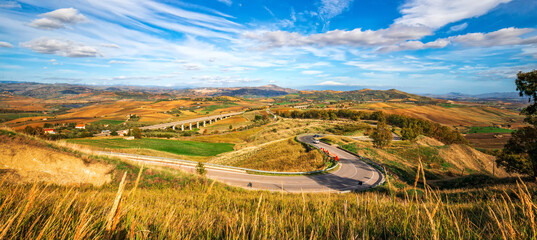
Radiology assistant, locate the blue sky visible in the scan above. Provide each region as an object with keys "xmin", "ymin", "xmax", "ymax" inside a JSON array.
[{"xmin": 0, "ymin": 0, "xmax": 536, "ymax": 94}]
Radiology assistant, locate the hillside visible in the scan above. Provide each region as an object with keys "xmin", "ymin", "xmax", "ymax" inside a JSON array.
[
  {"xmin": 1, "ymin": 129, "xmax": 535, "ymax": 239},
  {"xmin": 321, "ymin": 135, "xmax": 509, "ymax": 187},
  {"xmin": 0, "ymin": 129, "xmax": 112, "ymax": 185},
  {"xmin": 296, "ymin": 89, "xmax": 434, "ymax": 103}
]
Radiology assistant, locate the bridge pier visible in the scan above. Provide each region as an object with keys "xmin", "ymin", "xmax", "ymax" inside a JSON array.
[
  {"xmin": 203, "ymin": 120, "xmax": 206, "ymax": 127},
  {"xmin": 181, "ymin": 124, "xmax": 184, "ymax": 131},
  {"xmin": 196, "ymin": 121, "xmax": 199, "ymax": 128},
  {"xmin": 189, "ymin": 123, "xmax": 192, "ymax": 130},
  {"xmin": 172, "ymin": 125, "xmax": 175, "ymax": 130}
]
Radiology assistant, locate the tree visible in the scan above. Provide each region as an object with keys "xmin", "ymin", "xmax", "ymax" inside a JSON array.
[
  {"xmin": 196, "ymin": 162, "xmax": 206, "ymax": 175},
  {"xmin": 401, "ymin": 123, "xmax": 420, "ymax": 142},
  {"xmin": 229, "ymin": 124, "xmax": 233, "ymax": 130},
  {"xmin": 329, "ymin": 112, "xmax": 338, "ymax": 120},
  {"xmin": 516, "ymin": 70, "xmax": 537, "ymax": 125},
  {"xmin": 371, "ymin": 111, "xmax": 386, "ymax": 122},
  {"xmin": 497, "ymin": 127, "xmax": 537, "ymax": 178},
  {"xmin": 131, "ymin": 127, "xmax": 142, "ymax": 139},
  {"xmin": 497, "ymin": 70, "xmax": 537, "ymax": 179},
  {"xmin": 23, "ymin": 126, "xmax": 35, "ymax": 135},
  {"xmin": 371, "ymin": 122, "xmax": 392, "ymax": 149}
]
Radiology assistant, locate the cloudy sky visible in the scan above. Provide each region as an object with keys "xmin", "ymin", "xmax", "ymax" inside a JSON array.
[{"xmin": 0, "ymin": 0, "xmax": 536, "ymax": 94}]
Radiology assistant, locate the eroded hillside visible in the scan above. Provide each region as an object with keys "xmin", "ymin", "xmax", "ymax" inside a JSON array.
[{"xmin": 0, "ymin": 130, "xmax": 112, "ymax": 186}]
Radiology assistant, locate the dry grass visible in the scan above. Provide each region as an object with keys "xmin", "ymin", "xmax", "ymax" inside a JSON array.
[
  {"xmin": 1, "ymin": 166, "xmax": 536, "ymax": 239},
  {"xmin": 0, "ymin": 96, "xmax": 47, "ymax": 111},
  {"xmin": 376, "ymin": 104, "xmax": 523, "ymax": 127},
  {"xmin": 192, "ymin": 118, "xmax": 345, "ymax": 150},
  {"xmin": 209, "ymin": 138, "xmax": 325, "ymax": 172}
]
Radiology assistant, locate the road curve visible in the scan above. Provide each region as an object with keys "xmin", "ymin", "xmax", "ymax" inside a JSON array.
[{"xmin": 101, "ymin": 134, "xmax": 385, "ymax": 193}]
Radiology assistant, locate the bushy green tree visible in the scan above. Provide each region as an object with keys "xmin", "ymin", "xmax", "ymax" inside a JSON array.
[
  {"xmin": 329, "ymin": 112, "xmax": 338, "ymax": 120},
  {"xmin": 401, "ymin": 123, "xmax": 420, "ymax": 142},
  {"xmin": 196, "ymin": 162, "xmax": 206, "ymax": 176},
  {"xmin": 516, "ymin": 70, "xmax": 537, "ymax": 125},
  {"xmin": 497, "ymin": 127, "xmax": 537, "ymax": 178},
  {"xmin": 131, "ymin": 127, "xmax": 142, "ymax": 139},
  {"xmin": 371, "ymin": 111, "xmax": 385, "ymax": 122},
  {"xmin": 497, "ymin": 70, "xmax": 537, "ymax": 179},
  {"xmin": 371, "ymin": 122, "xmax": 392, "ymax": 149}
]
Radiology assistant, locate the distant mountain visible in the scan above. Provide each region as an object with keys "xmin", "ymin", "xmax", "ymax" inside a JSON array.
[
  {"xmin": 428, "ymin": 92, "xmax": 526, "ymax": 102},
  {"xmin": 0, "ymin": 81, "xmax": 297, "ymax": 99},
  {"xmin": 297, "ymin": 89, "xmax": 434, "ymax": 103},
  {"xmin": 185, "ymin": 84, "xmax": 297, "ymax": 97}
]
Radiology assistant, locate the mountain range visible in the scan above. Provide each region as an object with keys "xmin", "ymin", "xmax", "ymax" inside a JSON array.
[{"xmin": 0, "ymin": 81, "xmax": 525, "ymax": 103}]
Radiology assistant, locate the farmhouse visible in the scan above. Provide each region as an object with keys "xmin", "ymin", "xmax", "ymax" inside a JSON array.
[
  {"xmin": 75, "ymin": 124, "xmax": 86, "ymax": 129},
  {"xmin": 43, "ymin": 129, "xmax": 56, "ymax": 134}
]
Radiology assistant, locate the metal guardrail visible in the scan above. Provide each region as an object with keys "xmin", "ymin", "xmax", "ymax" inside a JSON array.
[{"xmin": 96, "ymin": 150, "xmax": 340, "ymax": 175}]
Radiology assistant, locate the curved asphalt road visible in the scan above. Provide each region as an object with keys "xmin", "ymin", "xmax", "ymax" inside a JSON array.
[{"xmin": 101, "ymin": 135, "xmax": 385, "ymax": 193}]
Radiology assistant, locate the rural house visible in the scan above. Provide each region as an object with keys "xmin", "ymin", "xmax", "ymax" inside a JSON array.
[{"xmin": 43, "ymin": 128, "xmax": 56, "ymax": 134}]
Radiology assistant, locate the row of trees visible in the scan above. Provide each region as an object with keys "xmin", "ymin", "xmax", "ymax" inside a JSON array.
[
  {"xmin": 276, "ymin": 109, "xmax": 467, "ymax": 145},
  {"xmin": 22, "ymin": 125, "xmax": 93, "ymax": 140}
]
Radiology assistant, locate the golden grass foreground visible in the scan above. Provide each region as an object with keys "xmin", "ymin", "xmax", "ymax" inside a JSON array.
[{"xmin": 1, "ymin": 164, "xmax": 537, "ymax": 239}]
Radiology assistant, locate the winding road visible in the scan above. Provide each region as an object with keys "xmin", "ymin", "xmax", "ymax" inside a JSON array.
[{"xmin": 98, "ymin": 134, "xmax": 385, "ymax": 193}]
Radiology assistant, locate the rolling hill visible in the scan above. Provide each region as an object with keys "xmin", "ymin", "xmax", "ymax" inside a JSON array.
[{"xmin": 296, "ymin": 88, "xmax": 435, "ymax": 103}]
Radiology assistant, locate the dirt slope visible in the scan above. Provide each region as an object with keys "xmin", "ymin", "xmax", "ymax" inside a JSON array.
[{"xmin": 0, "ymin": 132, "xmax": 112, "ymax": 186}]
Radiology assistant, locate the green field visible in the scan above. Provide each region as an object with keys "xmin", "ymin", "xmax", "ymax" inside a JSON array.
[
  {"xmin": 467, "ymin": 126, "xmax": 514, "ymax": 134},
  {"xmin": 202, "ymin": 103, "xmax": 238, "ymax": 112},
  {"xmin": 67, "ymin": 138, "xmax": 234, "ymax": 156},
  {"xmin": 0, "ymin": 112, "xmax": 43, "ymax": 123},
  {"xmin": 438, "ymin": 103, "xmax": 467, "ymax": 108}
]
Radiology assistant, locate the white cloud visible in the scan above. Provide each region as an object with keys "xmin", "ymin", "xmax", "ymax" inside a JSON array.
[
  {"xmin": 0, "ymin": 41, "xmax": 13, "ymax": 48},
  {"xmin": 377, "ymin": 38, "xmax": 450, "ymax": 52},
  {"xmin": 316, "ymin": 80, "xmax": 346, "ymax": 86},
  {"xmin": 244, "ymin": 0, "xmax": 519, "ymax": 53},
  {"xmin": 345, "ymin": 58, "xmax": 450, "ymax": 72},
  {"xmin": 221, "ymin": 67, "xmax": 253, "ymax": 72},
  {"xmin": 294, "ymin": 62, "xmax": 331, "ymax": 69},
  {"xmin": 452, "ymin": 27, "xmax": 537, "ymax": 47},
  {"xmin": 395, "ymin": 0, "xmax": 511, "ymax": 29},
  {"xmin": 521, "ymin": 47, "xmax": 537, "ymax": 59},
  {"xmin": 346, "ymin": 61, "xmax": 414, "ymax": 72},
  {"xmin": 244, "ymin": 24, "xmax": 432, "ymax": 49},
  {"xmin": 0, "ymin": 1, "xmax": 20, "ymax": 8},
  {"xmin": 108, "ymin": 60, "xmax": 129, "ymax": 64},
  {"xmin": 20, "ymin": 37, "xmax": 101, "ymax": 57},
  {"xmin": 29, "ymin": 8, "xmax": 87, "ymax": 30},
  {"xmin": 217, "ymin": 0, "xmax": 232, "ymax": 6},
  {"xmin": 378, "ymin": 27, "xmax": 537, "ymax": 52},
  {"xmin": 318, "ymin": 0, "xmax": 354, "ymax": 20},
  {"xmin": 182, "ymin": 63, "xmax": 203, "ymax": 70},
  {"xmin": 101, "ymin": 43, "xmax": 120, "ymax": 48},
  {"xmin": 301, "ymin": 70, "xmax": 323, "ymax": 75},
  {"xmin": 449, "ymin": 22, "xmax": 468, "ymax": 32}
]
